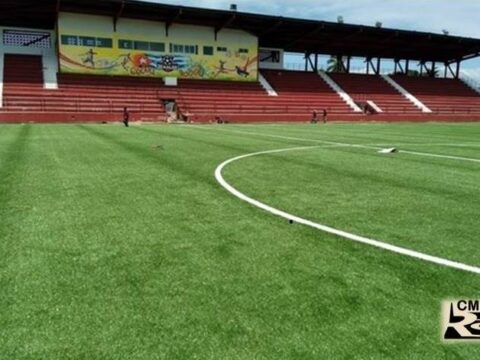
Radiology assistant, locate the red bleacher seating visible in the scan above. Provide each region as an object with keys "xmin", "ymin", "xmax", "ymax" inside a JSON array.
[
  {"xmin": 2, "ymin": 55, "xmax": 354, "ymax": 122},
  {"xmin": 1, "ymin": 53, "xmax": 479, "ymax": 122},
  {"xmin": 2, "ymin": 54, "xmax": 166, "ymax": 121},
  {"xmin": 155, "ymin": 70, "xmax": 354, "ymax": 122},
  {"xmin": 329, "ymin": 73, "xmax": 420, "ymax": 114},
  {"xmin": 391, "ymin": 75, "xmax": 480, "ymax": 114},
  {"xmin": 261, "ymin": 70, "xmax": 352, "ymax": 116},
  {"xmin": 157, "ymin": 79, "xmax": 278, "ymax": 122}
]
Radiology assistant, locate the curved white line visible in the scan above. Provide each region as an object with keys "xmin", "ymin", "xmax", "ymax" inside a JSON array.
[{"xmin": 215, "ymin": 146, "xmax": 480, "ymax": 275}]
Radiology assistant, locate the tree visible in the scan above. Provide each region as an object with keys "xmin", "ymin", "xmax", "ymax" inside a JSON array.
[
  {"xmin": 426, "ymin": 68, "xmax": 440, "ymax": 78},
  {"xmin": 327, "ymin": 56, "xmax": 346, "ymax": 73},
  {"xmin": 418, "ymin": 63, "xmax": 439, "ymax": 78}
]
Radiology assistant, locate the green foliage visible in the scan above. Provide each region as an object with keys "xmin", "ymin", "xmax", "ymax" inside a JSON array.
[{"xmin": 327, "ymin": 56, "xmax": 346, "ymax": 73}]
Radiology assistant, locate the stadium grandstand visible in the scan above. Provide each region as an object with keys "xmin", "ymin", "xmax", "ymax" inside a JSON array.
[{"xmin": 1, "ymin": 0, "xmax": 480, "ymax": 123}]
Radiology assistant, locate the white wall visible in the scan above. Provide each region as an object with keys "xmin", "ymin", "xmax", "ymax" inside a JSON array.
[
  {"xmin": 259, "ymin": 48, "xmax": 284, "ymax": 70},
  {"xmin": 0, "ymin": 53, "xmax": 3, "ymax": 108},
  {"xmin": 0, "ymin": 26, "xmax": 58, "ymax": 107}
]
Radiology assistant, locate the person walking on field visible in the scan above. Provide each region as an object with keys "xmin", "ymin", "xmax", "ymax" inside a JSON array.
[
  {"xmin": 323, "ymin": 109, "xmax": 328, "ymax": 124},
  {"xmin": 123, "ymin": 107, "xmax": 130, "ymax": 127},
  {"xmin": 311, "ymin": 110, "xmax": 318, "ymax": 124}
]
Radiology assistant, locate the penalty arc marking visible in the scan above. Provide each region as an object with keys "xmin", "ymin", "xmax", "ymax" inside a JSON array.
[{"xmin": 215, "ymin": 145, "xmax": 480, "ymax": 275}]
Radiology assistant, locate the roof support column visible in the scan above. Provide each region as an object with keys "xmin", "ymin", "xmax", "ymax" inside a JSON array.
[
  {"xmin": 455, "ymin": 61, "xmax": 461, "ymax": 79},
  {"xmin": 314, "ymin": 54, "xmax": 319, "ymax": 72},
  {"xmin": 445, "ymin": 62, "xmax": 456, "ymax": 78},
  {"xmin": 376, "ymin": 58, "xmax": 381, "ymax": 75},
  {"xmin": 113, "ymin": 0, "xmax": 126, "ymax": 32},
  {"xmin": 394, "ymin": 59, "xmax": 404, "ymax": 74},
  {"xmin": 336, "ymin": 55, "xmax": 348, "ymax": 73},
  {"xmin": 166, "ymin": 9, "xmax": 183, "ymax": 37},
  {"xmin": 215, "ymin": 13, "xmax": 236, "ymax": 41},
  {"xmin": 405, "ymin": 59, "xmax": 410, "ymax": 75},
  {"xmin": 366, "ymin": 57, "xmax": 380, "ymax": 75},
  {"xmin": 306, "ymin": 54, "xmax": 316, "ymax": 72},
  {"xmin": 419, "ymin": 61, "xmax": 425, "ymax": 76},
  {"xmin": 430, "ymin": 62, "xmax": 436, "ymax": 78}
]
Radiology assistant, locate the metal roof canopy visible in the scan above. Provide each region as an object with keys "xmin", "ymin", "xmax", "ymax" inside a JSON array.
[{"xmin": 2, "ymin": 0, "xmax": 480, "ymax": 64}]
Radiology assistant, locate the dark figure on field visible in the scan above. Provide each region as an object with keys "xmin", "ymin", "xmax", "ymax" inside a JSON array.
[
  {"xmin": 311, "ymin": 110, "xmax": 318, "ymax": 124},
  {"xmin": 123, "ymin": 107, "xmax": 130, "ymax": 127},
  {"xmin": 323, "ymin": 109, "xmax": 328, "ymax": 124}
]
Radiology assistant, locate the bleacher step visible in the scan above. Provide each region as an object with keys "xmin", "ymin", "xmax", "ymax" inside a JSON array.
[
  {"xmin": 381, "ymin": 75, "xmax": 432, "ymax": 113},
  {"xmin": 318, "ymin": 71, "xmax": 363, "ymax": 113}
]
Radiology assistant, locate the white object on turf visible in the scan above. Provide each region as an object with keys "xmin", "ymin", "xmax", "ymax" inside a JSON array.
[{"xmin": 378, "ymin": 147, "xmax": 398, "ymax": 154}]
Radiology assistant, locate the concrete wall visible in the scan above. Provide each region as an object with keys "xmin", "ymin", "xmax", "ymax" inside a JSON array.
[{"xmin": 0, "ymin": 26, "xmax": 58, "ymax": 107}]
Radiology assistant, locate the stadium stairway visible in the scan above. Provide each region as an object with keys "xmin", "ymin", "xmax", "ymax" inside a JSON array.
[
  {"xmin": 329, "ymin": 73, "xmax": 422, "ymax": 114},
  {"xmin": 391, "ymin": 75, "xmax": 480, "ymax": 115},
  {"xmin": 260, "ymin": 69, "xmax": 355, "ymax": 119}
]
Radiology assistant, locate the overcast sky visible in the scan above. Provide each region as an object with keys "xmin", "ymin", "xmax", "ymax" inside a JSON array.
[{"xmin": 145, "ymin": 0, "xmax": 480, "ymax": 76}]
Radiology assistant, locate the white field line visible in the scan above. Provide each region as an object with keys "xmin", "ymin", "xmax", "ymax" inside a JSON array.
[
  {"xmin": 186, "ymin": 125, "xmax": 378, "ymax": 149},
  {"xmin": 369, "ymin": 143, "xmax": 480, "ymax": 148},
  {"xmin": 224, "ymin": 124, "xmax": 480, "ymax": 149},
  {"xmin": 191, "ymin": 126, "xmax": 480, "ymax": 164},
  {"xmin": 215, "ymin": 146, "xmax": 480, "ymax": 275},
  {"xmin": 399, "ymin": 150, "xmax": 480, "ymax": 163},
  {"xmin": 230, "ymin": 123, "xmax": 480, "ymax": 143}
]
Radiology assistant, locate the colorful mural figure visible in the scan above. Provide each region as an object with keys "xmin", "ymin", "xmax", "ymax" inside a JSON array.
[
  {"xmin": 121, "ymin": 54, "xmax": 131, "ymax": 72},
  {"xmin": 235, "ymin": 66, "xmax": 249, "ymax": 77},
  {"xmin": 160, "ymin": 55, "xmax": 177, "ymax": 72},
  {"xmin": 58, "ymin": 12, "xmax": 259, "ymax": 82},
  {"xmin": 82, "ymin": 49, "xmax": 97, "ymax": 68}
]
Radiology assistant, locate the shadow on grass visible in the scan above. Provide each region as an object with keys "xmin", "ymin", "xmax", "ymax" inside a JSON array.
[
  {"xmin": 136, "ymin": 125, "xmax": 474, "ymax": 200},
  {"xmin": 77, "ymin": 124, "xmax": 219, "ymax": 190},
  {"xmin": 0, "ymin": 124, "xmax": 32, "ymax": 206},
  {"xmin": 135, "ymin": 125, "xmax": 313, "ymax": 151}
]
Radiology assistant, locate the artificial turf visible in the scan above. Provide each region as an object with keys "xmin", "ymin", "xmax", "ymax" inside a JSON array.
[{"xmin": 0, "ymin": 122, "xmax": 479, "ymax": 359}]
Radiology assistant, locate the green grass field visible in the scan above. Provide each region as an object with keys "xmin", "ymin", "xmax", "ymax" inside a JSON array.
[{"xmin": 1, "ymin": 122, "xmax": 479, "ymax": 359}]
